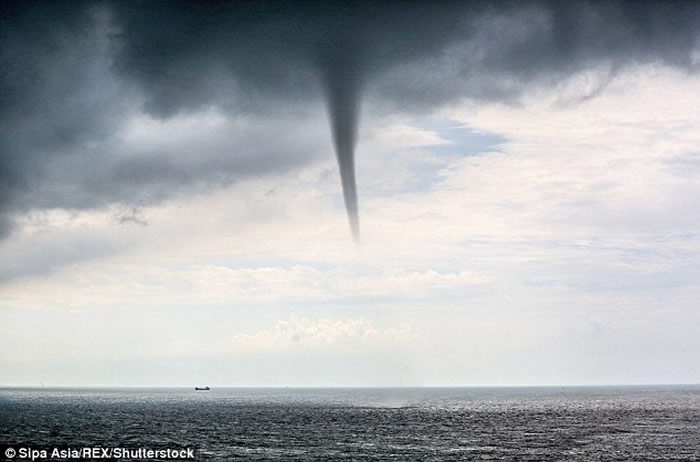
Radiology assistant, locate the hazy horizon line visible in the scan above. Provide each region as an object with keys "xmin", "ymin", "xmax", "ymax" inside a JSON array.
[{"xmin": 2, "ymin": 383, "xmax": 699, "ymax": 390}]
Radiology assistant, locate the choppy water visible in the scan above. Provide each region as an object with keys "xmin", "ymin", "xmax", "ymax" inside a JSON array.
[{"xmin": 1, "ymin": 386, "xmax": 699, "ymax": 461}]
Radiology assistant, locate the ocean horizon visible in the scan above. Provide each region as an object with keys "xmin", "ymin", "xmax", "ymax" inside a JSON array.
[{"xmin": 2, "ymin": 384, "xmax": 699, "ymax": 460}]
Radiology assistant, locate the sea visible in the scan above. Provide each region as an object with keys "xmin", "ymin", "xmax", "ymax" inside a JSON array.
[{"xmin": 1, "ymin": 385, "xmax": 699, "ymax": 461}]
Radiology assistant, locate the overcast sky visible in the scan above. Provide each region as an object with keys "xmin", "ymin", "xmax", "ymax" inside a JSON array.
[{"xmin": 1, "ymin": 1, "xmax": 700, "ymax": 386}]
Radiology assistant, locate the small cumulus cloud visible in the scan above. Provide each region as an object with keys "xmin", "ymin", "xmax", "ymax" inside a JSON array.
[
  {"xmin": 228, "ymin": 315, "xmax": 422, "ymax": 351},
  {"xmin": 160, "ymin": 315, "xmax": 424, "ymax": 359},
  {"xmin": 114, "ymin": 206, "xmax": 147, "ymax": 227}
]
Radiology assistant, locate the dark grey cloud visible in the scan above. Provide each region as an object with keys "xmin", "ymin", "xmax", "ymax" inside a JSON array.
[{"xmin": 2, "ymin": 0, "xmax": 700, "ymax": 240}]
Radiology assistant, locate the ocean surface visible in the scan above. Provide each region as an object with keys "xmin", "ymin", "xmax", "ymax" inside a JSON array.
[{"xmin": 1, "ymin": 386, "xmax": 699, "ymax": 461}]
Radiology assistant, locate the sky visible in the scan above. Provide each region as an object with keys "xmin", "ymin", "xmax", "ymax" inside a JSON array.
[{"xmin": 1, "ymin": 1, "xmax": 700, "ymax": 387}]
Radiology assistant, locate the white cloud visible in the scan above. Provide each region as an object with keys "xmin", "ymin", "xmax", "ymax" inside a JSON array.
[
  {"xmin": 2, "ymin": 65, "xmax": 700, "ymax": 385},
  {"xmin": 227, "ymin": 315, "xmax": 422, "ymax": 351}
]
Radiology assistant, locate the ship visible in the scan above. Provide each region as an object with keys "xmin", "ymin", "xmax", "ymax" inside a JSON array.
[{"xmin": 194, "ymin": 386, "xmax": 210, "ymax": 391}]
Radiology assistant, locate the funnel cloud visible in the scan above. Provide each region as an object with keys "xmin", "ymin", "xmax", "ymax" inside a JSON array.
[{"xmin": 320, "ymin": 41, "xmax": 364, "ymax": 241}]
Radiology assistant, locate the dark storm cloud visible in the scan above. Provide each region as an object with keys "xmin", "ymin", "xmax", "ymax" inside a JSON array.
[{"xmin": 2, "ymin": 1, "xmax": 700, "ymax": 240}]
